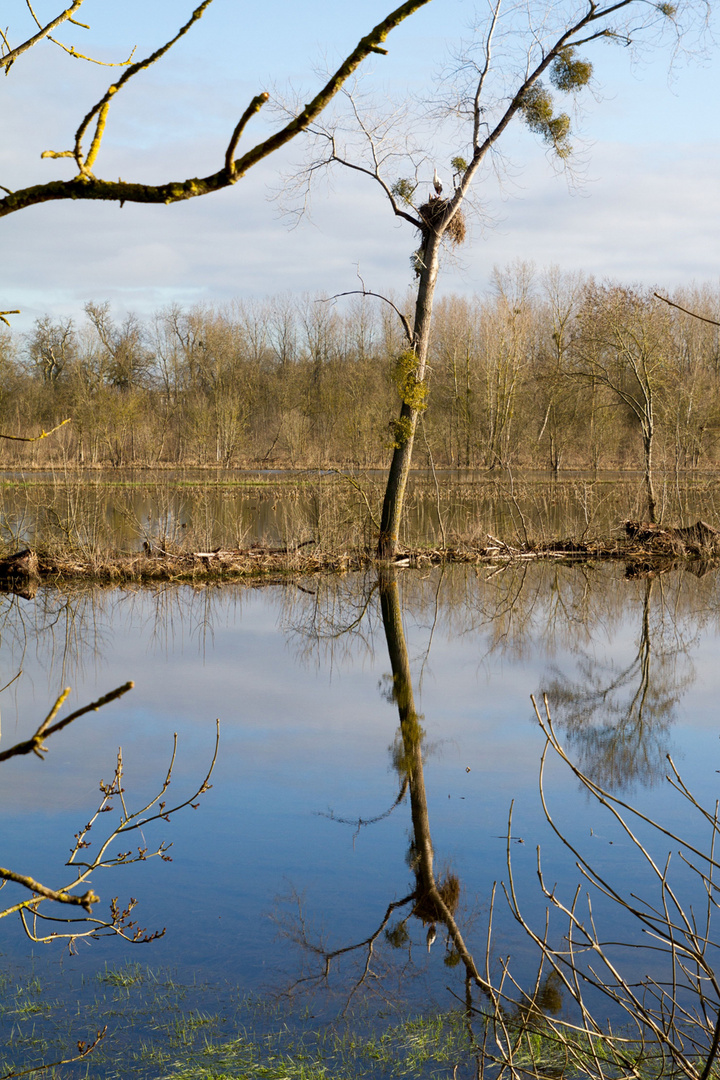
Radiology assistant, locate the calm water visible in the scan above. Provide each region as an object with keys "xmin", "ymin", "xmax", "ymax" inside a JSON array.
[
  {"xmin": 2, "ymin": 561, "xmax": 720, "ymax": 1075},
  {"xmin": 4, "ymin": 468, "xmax": 720, "ymax": 551}
]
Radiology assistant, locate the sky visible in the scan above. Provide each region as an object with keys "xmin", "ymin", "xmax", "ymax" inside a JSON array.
[{"xmin": 2, "ymin": 0, "xmax": 718, "ymax": 334}]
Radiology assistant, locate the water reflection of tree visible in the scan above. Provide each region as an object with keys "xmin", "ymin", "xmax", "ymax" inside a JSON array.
[
  {"xmin": 544, "ymin": 576, "xmax": 695, "ymax": 789},
  {"xmin": 379, "ymin": 567, "xmax": 480, "ymax": 981},
  {"xmin": 276, "ymin": 565, "xmax": 489, "ymax": 1019},
  {"xmin": 277, "ymin": 563, "xmax": 720, "ymax": 1080}
]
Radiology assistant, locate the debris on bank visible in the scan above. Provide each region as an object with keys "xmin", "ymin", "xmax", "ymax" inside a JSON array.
[{"xmin": 0, "ymin": 519, "xmax": 719, "ymax": 592}]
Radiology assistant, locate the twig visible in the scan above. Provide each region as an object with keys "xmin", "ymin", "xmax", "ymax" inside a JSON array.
[
  {"xmin": 0, "ymin": 417, "xmax": 70, "ymax": 442},
  {"xmin": 328, "ymin": 468, "xmax": 381, "ymax": 531},
  {"xmin": 323, "ymin": 289, "xmax": 413, "ymax": 344},
  {"xmin": 654, "ymin": 293, "xmax": 720, "ymax": 327},
  {"xmin": 0, "ymin": 681, "xmax": 134, "ymax": 762},
  {"xmin": 0, "ymin": 1026, "xmax": 107, "ymax": 1080}
]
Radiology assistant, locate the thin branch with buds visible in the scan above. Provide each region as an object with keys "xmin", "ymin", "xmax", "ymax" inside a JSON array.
[
  {"xmin": 0, "ymin": 0, "xmax": 435, "ymax": 218},
  {"xmin": 0, "ymin": 688, "xmax": 219, "ymax": 947}
]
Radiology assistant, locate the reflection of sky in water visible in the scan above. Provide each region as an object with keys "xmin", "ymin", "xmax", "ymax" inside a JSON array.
[{"xmin": 1, "ymin": 564, "xmax": 720, "ymax": 1014}]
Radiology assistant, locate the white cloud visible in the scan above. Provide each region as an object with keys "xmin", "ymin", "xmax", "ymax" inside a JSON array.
[{"xmin": 2, "ymin": 1, "xmax": 718, "ymax": 331}]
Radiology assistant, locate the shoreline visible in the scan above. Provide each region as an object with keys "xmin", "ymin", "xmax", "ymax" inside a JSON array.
[{"xmin": 2, "ymin": 520, "xmax": 718, "ymax": 591}]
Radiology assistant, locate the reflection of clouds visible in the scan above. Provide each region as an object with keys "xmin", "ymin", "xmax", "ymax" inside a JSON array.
[{"xmin": 4, "ymin": 561, "xmax": 720, "ymax": 817}]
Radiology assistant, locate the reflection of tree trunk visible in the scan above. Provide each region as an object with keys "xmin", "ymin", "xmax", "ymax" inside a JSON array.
[
  {"xmin": 636, "ymin": 577, "xmax": 652, "ymax": 718},
  {"xmin": 378, "ymin": 566, "xmax": 486, "ymax": 987},
  {"xmin": 379, "ymin": 566, "xmax": 433, "ymax": 895}
]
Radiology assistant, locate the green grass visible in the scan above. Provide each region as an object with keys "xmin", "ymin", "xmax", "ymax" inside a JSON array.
[
  {"xmin": 0, "ymin": 963, "xmax": 474, "ymax": 1080},
  {"xmin": 97, "ymin": 961, "xmax": 147, "ymax": 987},
  {"xmin": 160, "ymin": 1012, "xmax": 472, "ymax": 1080},
  {"xmin": 4, "ymin": 962, "xmax": 709, "ymax": 1080}
]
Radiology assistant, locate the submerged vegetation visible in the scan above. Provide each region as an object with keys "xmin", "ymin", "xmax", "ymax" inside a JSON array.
[
  {"xmin": 0, "ymin": 961, "xmax": 474, "ymax": 1079},
  {"xmin": 0, "ymin": 468, "xmax": 719, "ymax": 584}
]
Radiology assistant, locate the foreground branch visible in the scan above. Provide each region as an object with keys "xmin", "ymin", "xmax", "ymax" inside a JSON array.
[
  {"xmin": 0, "ymin": 418, "xmax": 71, "ymax": 442},
  {"xmin": 0, "ymin": 0, "xmax": 434, "ymax": 218}
]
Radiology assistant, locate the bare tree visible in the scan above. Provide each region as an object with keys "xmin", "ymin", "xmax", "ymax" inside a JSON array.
[
  {"xmin": 27, "ymin": 316, "xmax": 77, "ymax": 384},
  {"xmin": 292, "ymin": 0, "xmax": 691, "ymax": 556},
  {"xmin": 567, "ymin": 284, "xmax": 673, "ymax": 523}
]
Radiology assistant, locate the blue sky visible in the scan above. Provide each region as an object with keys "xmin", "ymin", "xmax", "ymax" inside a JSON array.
[{"xmin": 2, "ymin": 0, "xmax": 718, "ymax": 333}]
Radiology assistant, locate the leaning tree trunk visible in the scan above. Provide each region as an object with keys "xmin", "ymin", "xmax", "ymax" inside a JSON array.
[{"xmin": 377, "ymin": 230, "xmax": 442, "ymax": 559}]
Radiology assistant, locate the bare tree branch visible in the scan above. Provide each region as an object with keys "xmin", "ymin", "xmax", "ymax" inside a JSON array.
[
  {"xmin": 0, "ymin": 417, "xmax": 70, "ymax": 443},
  {"xmin": 323, "ymin": 288, "xmax": 413, "ymax": 343},
  {"xmin": 0, "ymin": 679, "xmax": 134, "ymax": 762},
  {"xmin": 0, "ymin": 1026, "xmax": 107, "ymax": 1080},
  {"xmin": 655, "ymin": 292, "xmax": 720, "ymax": 327},
  {"xmin": 0, "ymin": 0, "xmax": 436, "ymax": 217},
  {"xmin": 0, "ymin": 0, "xmax": 88, "ymax": 70}
]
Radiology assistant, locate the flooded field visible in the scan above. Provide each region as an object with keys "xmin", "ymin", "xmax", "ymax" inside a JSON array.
[
  {"xmin": 3, "ymin": 467, "xmax": 720, "ymax": 554},
  {"xmin": 2, "ymin": 559, "xmax": 720, "ymax": 1076}
]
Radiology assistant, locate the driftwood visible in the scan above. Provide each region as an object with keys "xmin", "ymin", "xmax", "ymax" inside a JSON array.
[
  {"xmin": 624, "ymin": 519, "xmax": 720, "ymax": 554},
  {"xmin": 0, "ymin": 522, "xmax": 717, "ymax": 587},
  {"xmin": 0, "ymin": 549, "xmax": 40, "ymax": 597},
  {"xmin": 0, "ymin": 548, "xmax": 39, "ymax": 578}
]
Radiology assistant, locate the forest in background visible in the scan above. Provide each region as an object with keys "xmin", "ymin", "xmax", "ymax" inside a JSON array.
[{"xmin": 3, "ymin": 265, "xmax": 719, "ymax": 474}]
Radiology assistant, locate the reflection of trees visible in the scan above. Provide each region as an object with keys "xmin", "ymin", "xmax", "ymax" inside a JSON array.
[
  {"xmin": 544, "ymin": 576, "xmax": 695, "ymax": 789},
  {"xmin": 280, "ymin": 561, "xmax": 710, "ymax": 795},
  {"xmin": 276, "ymin": 566, "xmax": 489, "ymax": 1019},
  {"xmin": 276, "ymin": 563, "xmax": 720, "ymax": 1080}
]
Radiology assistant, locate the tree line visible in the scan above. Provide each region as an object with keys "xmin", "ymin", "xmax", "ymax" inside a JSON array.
[{"xmin": 2, "ymin": 268, "xmax": 719, "ymax": 477}]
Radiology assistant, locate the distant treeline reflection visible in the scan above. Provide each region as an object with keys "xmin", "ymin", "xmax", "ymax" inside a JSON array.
[
  {"xmin": 281, "ymin": 559, "xmax": 708, "ymax": 789},
  {"xmin": 5, "ymin": 561, "xmax": 713, "ymax": 791}
]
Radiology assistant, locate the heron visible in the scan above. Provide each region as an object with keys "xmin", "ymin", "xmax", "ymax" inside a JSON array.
[{"xmin": 433, "ymin": 168, "xmax": 443, "ymax": 196}]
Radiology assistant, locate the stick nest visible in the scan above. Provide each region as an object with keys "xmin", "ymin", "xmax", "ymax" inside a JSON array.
[{"xmin": 418, "ymin": 196, "xmax": 466, "ymax": 246}]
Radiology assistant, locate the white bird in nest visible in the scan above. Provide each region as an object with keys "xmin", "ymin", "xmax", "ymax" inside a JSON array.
[
  {"xmin": 433, "ymin": 168, "xmax": 443, "ymax": 196},
  {"xmin": 426, "ymin": 923, "xmax": 437, "ymax": 952}
]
